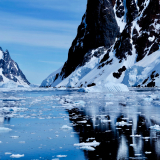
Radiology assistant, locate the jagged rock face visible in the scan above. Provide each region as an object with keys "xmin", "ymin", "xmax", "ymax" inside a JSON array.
[
  {"xmin": 41, "ymin": 0, "xmax": 160, "ymax": 88},
  {"xmin": 60, "ymin": 0, "xmax": 120, "ymax": 79},
  {"xmin": 114, "ymin": 0, "xmax": 160, "ymax": 62},
  {"xmin": 0, "ymin": 47, "xmax": 30, "ymax": 85}
]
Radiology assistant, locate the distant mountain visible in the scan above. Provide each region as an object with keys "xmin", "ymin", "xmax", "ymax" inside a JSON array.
[
  {"xmin": 0, "ymin": 47, "xmax": 30, "ymax": 87},
  {"xmin": 41, "ymin": 0, "xmax": 160, "ymax": 88}
]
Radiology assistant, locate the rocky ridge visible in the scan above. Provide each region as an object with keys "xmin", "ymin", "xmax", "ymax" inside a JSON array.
[
  {"xmin": 0, "ymin": 47, "xmax": 30, "ymax": 86},
  {"xmin": 41, "ymin": 0, "xmax": 160, "ymax": 88}
]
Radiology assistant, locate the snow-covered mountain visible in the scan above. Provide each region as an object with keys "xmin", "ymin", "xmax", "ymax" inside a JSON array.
[
  {"xmin": 0, "ymin": 47, "xmax": 30, "ymax": 87},
  {"xmin": 41, "ymin": 0, "xmax": 160, "ymax": 88}
]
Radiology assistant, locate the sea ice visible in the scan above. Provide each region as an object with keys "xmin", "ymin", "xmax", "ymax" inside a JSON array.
[
  {"xmin": 150, "ymin": 124, "xmax": 160, "ymax": 131},
  {"xmin": 77, "ymin": 120, "xmax": 87, "ymax": 123},
  {"xmin": 106, "ymin": 102, "xmax": 114, "ymax": 106},
  {"xmin": 74, "ymin": 140, "xmax": 100, "ymax": 147},
  {"xmin": 101, "ymin": 119, "xmax": 111, "ymax": 123},
  {"xmin": 61, "ymin": 125, "xmax": 72, "ymax": 130},
  {"xmin": 78, "ymin": 82, "xmax": 129, "ymax": 92},
  {"xmin": 116, "ymin": 121, "xmax": 129, "ymax": 126},
  {"xmin": 0, "ymin": 127, "xmax": 12, "ymax": 132},
  {"xmin": 80, "ymin": 146, "xmax": 95, "ymax": 151},
  {"xmin": 5, "ymin": 152, "xmax": 12, "ymax": 155},
  {"xmin": 10, "ymin": 154, "xmax": 24, "ymax": 158},
  {"xmin": 10, "ymin": 136, "xmax": 19, "ymax": 139},
  {"xmin": 56, "ymin": 155, "xmax": 67, "ymax": 157}
]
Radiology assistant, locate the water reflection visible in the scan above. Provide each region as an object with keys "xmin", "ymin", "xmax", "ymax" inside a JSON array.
[
  {"xmin": 67, "ymin": 94, "xmax": 160, "ymax": 160},
  {"xmin": 0, "ymin": 98, "xmax": 19, "ymax": 125}
]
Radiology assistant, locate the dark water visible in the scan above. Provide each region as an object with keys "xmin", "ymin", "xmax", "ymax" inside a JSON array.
[{"xmin": 0, "ymin": 88, "xmax": 160, "ymax": 159}]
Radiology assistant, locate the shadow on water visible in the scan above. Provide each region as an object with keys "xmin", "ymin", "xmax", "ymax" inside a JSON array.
[{"xmin": 67, "ymin": 105, "xmax": 160, "ymax": 160}]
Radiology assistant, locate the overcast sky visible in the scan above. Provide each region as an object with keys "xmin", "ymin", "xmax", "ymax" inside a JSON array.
[{"xmin": 0, "ymin": 0, "xmax": 87, "ymax": 84}]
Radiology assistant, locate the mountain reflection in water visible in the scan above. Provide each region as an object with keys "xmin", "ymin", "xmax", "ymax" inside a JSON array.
[{"xmin": 66, "ymin": 91, "xmax": 160, "ymax": 160}]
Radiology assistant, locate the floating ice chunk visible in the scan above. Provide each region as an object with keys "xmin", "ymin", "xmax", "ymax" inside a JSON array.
[
  {"xmin": 74, "ymin": 140, "xmax": 100, "ymax": 147},
  {"xmin": 1, "ymin": 107, "xmax": 27, "ymax": 112},
  {"xmin": 1, "ymin": 96, "xmax": 25, "ymax": 101},
  {"xmin": 80, "ymin": 146, "xmax": 95, "ymax": 151},
  {"xmin": 135, "ymin": 154, "xmax": 142, "ymax": 156},
  {"xmin": 0, "ymin": 127, "xmax": 12, "ymax": 132},
  {"xmin": 130, "ymin": 135, "xmax": 141, "ymax": 137},
  {"xmin": 116, "ymin": 121, "xmax": 129, "ymax": 126},
  {"xmin": 142, "ymin": 137, "xmax": 150, "ymax": 140},
  {"xmin": 61, "ymin": 125, "xmax": 72, "ymax": 130},
  {"xmin": 101, "ymin": 119, "xmax": 111, "ymax": 123},
  {"xmin": 148, "ymin": 36, "xmax": 155, "ymax": 42},
  {"xmin": 135, "ymin": 135, "xmax": 141, "ymax": 137},
  {"xmin": 5, "ymin": 152, "xmax": 12, "ymax": 155},
  {"xmin": 86, "ymin": 138, "xmax": 95, "ymax": 141},
  {"xmin": 56, "ymin": 155, "xmax": 67, "ymax": 158},
  {"xmin": 74, "ymin": 100, "xmax": 86, "ymax": 106},
  {"xmin": 77, "ymin": 120, "xmax": 87, "ymax": 123},
  {"xmin": 143, "ymin": 98, "xmax": 153, "ymax": 102},
  {"xmin": 130, "ymin": 144, "xmax": 136, "ymax": 146},
  {"xmin": 10, "ymin": 136, "xmax": 19, "ymax": 139},
  {"xmin": 150, "ymin": 124, "xmax": 160, "ymax": 131},
  {"xmin": 10, "ymin": 154, "xmax": 24, "ymax": 158},
  {"xmin": 106, "ymin": 102, "xmax": 113, "ymax": 106},
  {"xmin": 78, "ymin": 82, "xmax": 129, "ymax": 93},
  {"xmin": 149, "ymin": 94, "xmax": 159, "ymax": 100}
]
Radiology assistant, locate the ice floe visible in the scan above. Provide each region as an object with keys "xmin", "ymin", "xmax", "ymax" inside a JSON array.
[
  {"xmin": 150, "ymin": 124, "xmax": 160, "ymax": 131},
  {"xmin": 56, "ymin": 155, "xmax": 67, "ymax": 158},
  {"xmin": 78, "ymin": 82, "xmax": 129, "ymax": 93},
  {"xmin": 10, "ymin": 154, "xmax": 24, "ymax": 158},
  {"xmin": 116, "ymin": 121, "xmax": 131, "ymax": 127},
  {"xmin": 5, "ymin": 152, "xmax": 12, "ymax": 155},
  {"xmin": 0, "ymin": 127, "xmax": 12, "ymax": 132},
  {"xmin": 74, "ymin": 140, "xmax": 100, "ymax": 147},
  {"xmin": 10, "ymin": 136, "xmax": 19, "ymax": 139},
  {"xmin": 80, "ymin": 146, "xmax": 95, "ymax": 151},
  {"xmin": 61, "ymin": 125, "xmax": 72, "ymax": 130}
]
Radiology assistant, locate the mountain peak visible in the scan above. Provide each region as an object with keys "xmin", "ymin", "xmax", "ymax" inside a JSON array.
[
  {"xmin": 0, "ymin": 47, "xmax": 30, "ymax": 86},
  {"xmin": 59, "ymin": 0, "xmax": 120, "ymax": 79},
  {"xmin": 41, "ymin": 0, "xmax": 160, "ymax": 88}
]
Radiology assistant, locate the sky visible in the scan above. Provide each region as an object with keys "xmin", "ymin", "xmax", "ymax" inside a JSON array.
[{"xmin": 0, "ymin": 0, "xmax": 87, "ymax": 85}]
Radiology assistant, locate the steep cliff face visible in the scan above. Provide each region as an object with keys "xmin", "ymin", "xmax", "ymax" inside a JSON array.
[
  {"xmin": 114, "ymin": 0, "xmax": 160, "ymax": 62},
  {"xmin": 41, "ymin": 0, "xmax": 119, "ymax": 87},
  {"xmin": 60, "ymin": 0, "xmax": 119, "ymax": 79},
  {"xmin": 41, "ymin": 0, "xmax": 160, "ymax": 88},
  {"xmin": 0, "ymin": 47, "xmax": 30, "ymax": 86}
]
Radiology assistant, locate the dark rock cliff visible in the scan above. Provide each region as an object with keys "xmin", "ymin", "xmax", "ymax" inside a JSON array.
[
  {"xmin": 59, "ymin": 0, "xmax": 120, "ymax": 79},
  {"xmin": 41, "ymin": 0, "xmax": 160, "ymax": 88},
  {"xmin": 113, "ymin": 0, "xmax": 160, "ymax": 62}
]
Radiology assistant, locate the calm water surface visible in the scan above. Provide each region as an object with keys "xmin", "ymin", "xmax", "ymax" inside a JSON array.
[{"xmin": 0, "ymin": 88, "xmax": 160, "ymax": 160}]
